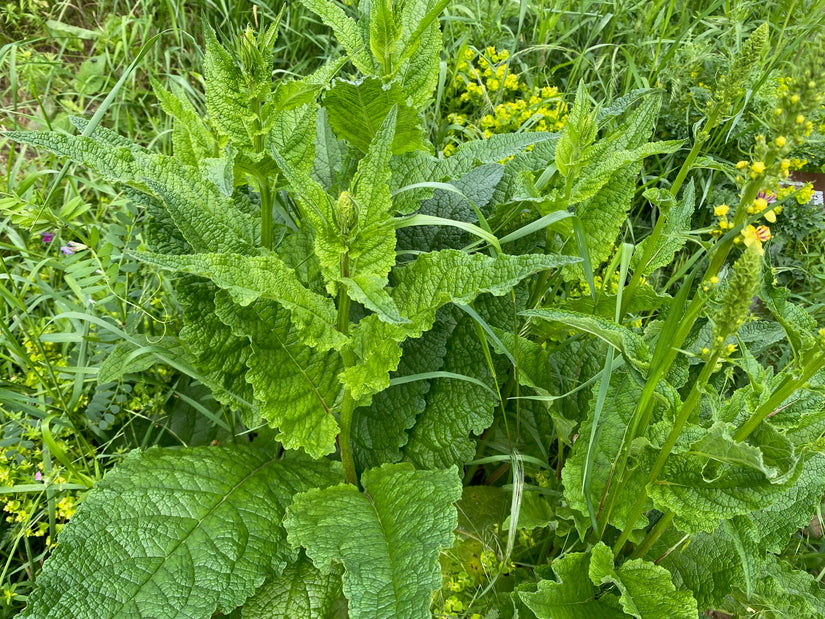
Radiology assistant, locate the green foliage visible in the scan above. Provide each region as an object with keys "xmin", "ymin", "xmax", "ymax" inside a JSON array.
[{"xmin": 6, "ymin": 2, "xmax": 825, "ymax": 618}]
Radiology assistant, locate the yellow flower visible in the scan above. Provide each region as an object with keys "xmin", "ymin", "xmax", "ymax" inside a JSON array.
[
  {"xmin": 775, "ymin": 136, "xmax": 787, "ymax": 148},
  {"xmin": 736, "ymin": 160, "xmax": 749, "ymax": 170},
  {"xmin": 741, "ymin": 224, "xmax": 771, "ymax": 254},
  {"xmin": 796, "ymin": 114, "xmax": 805, "ymax": 124},
  {"xmin": 763, "ymin": 209, "xmax": 777, "ymax": 223},
  {"xmin": 714, "ymin": 204, "xmax": 730, "ymax": 216},
  {"xmin": 750, "ymin": 161, "xmax": 766, "ymax": 174},
  {"xmin": 463, "ymin": 48, "xmax": 474, "ymax": 60}
]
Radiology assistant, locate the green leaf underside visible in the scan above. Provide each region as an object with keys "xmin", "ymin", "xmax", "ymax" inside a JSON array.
[
  {"xmin": 21, "ymin": 447, "xmax": 342, "ymax": 619},
  {"xmin": 325, "ymin": 77, "xmax": 423, "ymax": 154},
  {"xmin": 285, "ymin": 464, "xmax": 462, "ymax": 619},
  {"xmin": 351, "ymin": 314, "xmax": 454, "ymax": 471},
  {"xmin": 403, "ymin": 314, "xmax": 497, "ymax": 468}
]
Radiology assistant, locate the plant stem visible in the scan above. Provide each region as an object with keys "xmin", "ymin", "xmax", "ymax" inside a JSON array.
[
  {"xmin": 632, "ymin": 511, "xmax": 674, "ymax": 559},
  {"xmin": 259, "ymin": 175, "xmax": 273, "ymax": 250},
  {"xmin": 614, "ymin": 349, "xmax": 720, "ymax": 554},
  {"xmin": 336, "ymin": 256, "xmax": 358, "ymax": 486}
]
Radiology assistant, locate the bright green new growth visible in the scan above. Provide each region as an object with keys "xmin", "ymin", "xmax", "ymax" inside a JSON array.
[{"xmin": 285, "ymin": 464, "xmax": 462, "ymax": 619}]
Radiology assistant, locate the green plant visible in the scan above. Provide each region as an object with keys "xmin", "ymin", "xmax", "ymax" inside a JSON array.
[{"xmin": 6, "ymin": 5, "xmax": 825, "ymax": 619}]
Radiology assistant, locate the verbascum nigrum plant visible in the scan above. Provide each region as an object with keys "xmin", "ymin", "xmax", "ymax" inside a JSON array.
[{"xmin": 5, "ymin": 7, "xmax": 825, "ymax": 619}]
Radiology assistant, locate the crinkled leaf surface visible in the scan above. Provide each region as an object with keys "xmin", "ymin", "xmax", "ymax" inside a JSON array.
[
  {"xmin": 133, "ymin": 251, "xmax": 346, "ymax": 351},
  {"xmin": 285, "ymin": 463, "xmax": 462, "ymax": 619},
  {"xmin": 351, "ymin": 312, "xmax": 454, "ymax": 471},
  {"xmin": 215, "ymin": 295, "xmax": 343, "ymax": 458},
  {"xmin": 21, "ymin": 446, "xmax": 342, "ymax": 619},
  {"xmin": 324, "ymin": 77, "xmax": 423, "ymax": 154},
  {"xmin": 519, "ymin": 551, "xmax": 625, "ymax": 619},
  {"xmin": 241, "ymin": 552, "xmax": 345, "ymax": 619},
  {"xmin": 403, "ymin": 314, "xmax": 497, "ymax": 468},
  {"xmin": 589, "ymin": 543, "xmax": 698, "ymax": 619}
]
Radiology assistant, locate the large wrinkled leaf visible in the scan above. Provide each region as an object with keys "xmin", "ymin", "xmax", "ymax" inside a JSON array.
[
  {"xmin": 519, "ymin": 551, "xmax": 625, "ymax": 619},
  {"xmin": 285, "ymin": 463, "xmax": 462, "ymax": 619},
  {"xmin": 241, "ymin": 553, "xmax": 345, "ymax": 619},
  {"xmin": 132, "ymin": 251, "xmax": 346, "ymax": 351},
  {"xmin": 324, "ymin": 77, "xmax": 424, "ymax": 153},
  {"xmin": 561, "ymin": 370, "xmax": 653, "ymax": 533},
  {"xmin": 647, "ymin": 424, "xmax": 802, "ymax": 534},
  {"xmin": 403, "ymin": 314, "xmax": 497, "ymax": 468},
  {"xmin": 654, "ymin": 519, "xmax": 761, "ymax": 610},
  {"xmin": 351, "ymin": 314, "xmax": 454, "ymax": 471},
  {"xmin": 21, "ymin": 447, "xmax": 342, "ymax": 619},
  {"xmin": 298, "ymin": 0, "xmax": 373, "ymax": 73},
  {"xmin": 589, "ymin": 543, "xmax": 698, "ymax": 619},
  {"xmin": 215, "ymin": 295, "xmax": 343, "ymax": 458},
  {"xmin": 522, "ymin": 308, "xmax": 650, "ymax": 371}
]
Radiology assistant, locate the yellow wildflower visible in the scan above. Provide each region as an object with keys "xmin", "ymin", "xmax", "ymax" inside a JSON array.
[
  {"xmin": 714, "ymin": 204, "xmax": 730, "ymax": 216},
  {"xmin": 741, "ymin": 224, "xmax": 771, "ymax": 254},
  {"xmin": 775, "ymin": 136, "xmax": 787, "ymax": 148},
  {"xmin": 751, "ymin": 161, "xmax": 766, "ymax": 174}
]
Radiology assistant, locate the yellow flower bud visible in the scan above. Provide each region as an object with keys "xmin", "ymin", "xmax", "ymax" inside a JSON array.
[
  {"xmin": 751, "ymin": 161, "xmax": 766, "ymax": 174},
  {"xmin": 796, "ymin": 114, "xmax": 805, "ymax": 124},
  {"xmin": 714, "ymin": 204, "xmax": 730, "ymax": 216},
  {"xmin": 775, "ymin": 136, "xmax": 786, "ymax": 147}
]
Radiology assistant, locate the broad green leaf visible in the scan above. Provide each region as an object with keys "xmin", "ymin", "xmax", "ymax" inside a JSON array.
[
  {"xmin": 338, "ymin": 315, "xmax": 405, "ymax": 401},
  {"xmin": 733, "ymin": 555, "xmax": 825, "ymax": 618},
  {"xmin": 324, "ymin": 77, "xmax": 423, "ymax": 154},
  {"xmin": 747, "ymin": 452, "xmax": 825, "ymax": 553},
  {"xmin": 396, "ymin": 21, "xmax": 442, "ymax": 107},
  {"xmin": 403, "ymin": 315, "xmax": 497, "ymax": 468},
  {"xmin": 312, "ymin": 107, "xmax": 348, "ymax": 191},
  {"xmin": 150, "ymin": 79, "xmax": 215, "ymax": 166},
  {"xmin": 555, "ymin": 82, "xmax": 596, "ymax": 177},
  {"xmin": 588, "ymin": 543, "xmax": 698, "ymax": 619},
  {"xmin": 522, "ymin": 308, "xmax": 650, "ymax": 371},
  {"xmin": 646, "ymin": 424, "xmax": 802, "ymax": 534},
  {"xmin": 519, "ymin": 550, "xmax": 625, "ymax": 619},
  {"xmin": 369, "ymin": 0, "xmax": 399, "ymax": 75},
  {"xmin": 654, "ymin": 518, "xmax": 760, "ymax": 610},
  {"xmin": 392, "ymin": 250, "xmax": 579, "ymax": 338},
  {"xmin": 20, "ymin": 447, "xmax": 342, "ymax": 619},
  {"xmin": 569, "ymin": 139, "xmax": 682, "ymax": 205},
  {"xmin": 177, "ymin": 276, "xmax": 256, "ymax": 410},
  {"xmin": 215, "ymin": 295, "xmax": 343, "ymax": 458},
  {"xmin": 200, "ymin": 145, "xmax": 235, "ymax": 196},
  {"xmin": 396, "ymin": 163, "xmax": 504, "ymax": 252},
  {"xmin": 561, "ymin": 370, "xmax": 652, "ymax": 533},
  {"xmin": 285, "ymin": 463, "xmax": 462, "ymax": 619},
  {"xmin": 241, "ymin": 552, "xmax": 345, "ymax": 619},
  {"xmin": 269, "ymin": 103, "xmax": 318, "ymax": 176},
  {"xmin": 631, "ymin": 183, "xmax": 695, "ymax": 275},
  {"xmin": 351, "ymin": 313, "xmax": 454, "ymax": 471},
  {"xmin": 97, "ymin": 334, "xmax": 185, "ymax": 384},
  {"xmin": 203, "ymin": 25, "xmax": 256, "ymax": 146},
  {"xmin": 299, "ymin": 0, "xmax": 373, "ymax": 73},
  {"xmin": 342, "ymin": 107, "xmax": 400, "ymax": 319},
  {"xmin": 132, "ymin": 251, "xmax": 346, "ymax": 351},
  {"xmin": 273, "ymin": 57, "xmax": 347, "ymax": 111}
]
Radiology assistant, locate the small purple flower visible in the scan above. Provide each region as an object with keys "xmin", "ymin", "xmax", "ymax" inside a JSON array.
[
  {"xmin": 757, "ymin": 190, "xmax": 777, "ymax": 204},
  {"xmin": 35, "ymin": 471, "xmax": 42, "ymax": 481},
  {"xmin": 60, "ymin": 241, "xmax": 88, "ymax": 256},
  {"xmin": 41, "ymin": 232, "xmax": 55, "ymax": 243}
]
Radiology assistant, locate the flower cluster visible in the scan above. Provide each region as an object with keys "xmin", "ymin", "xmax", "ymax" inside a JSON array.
[{"xmin": 443, "ymin": 47, "xmax": 568, "ymax": 155}]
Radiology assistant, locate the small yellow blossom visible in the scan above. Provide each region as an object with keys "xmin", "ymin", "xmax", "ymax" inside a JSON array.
[
  {"xmin": 736, "ymin": 160, "xmax": 749, "ymax": 170},
  {"xmin": 741, "ymin": 224, "xmax": 771, "ymax": 254},
  {"xmin": 710, "ymin": 276, "xmax": 719, "ymax": 284},
  {"xmin": 775, "ymin": 136, "xmax": 787, "ymax": 148},
  {"xmin": 751, "ymin": 161, "xmax": 766, "ymax": 174},
  {"xmin": 714, "ymin": 204, "xmax": 730, "ymax": 216},
  {"xmin": 796, "ymin": 114, "xmax": 805, "ymax": 124},
  {"xmin": 791, "ymin": 94, "xmax": 800, "ymax": 104}
]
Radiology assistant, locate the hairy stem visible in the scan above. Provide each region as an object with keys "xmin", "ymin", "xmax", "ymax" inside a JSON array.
[{"xmin": 336, "ymin": 255, "xmax": 358, "ymax": 486}]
